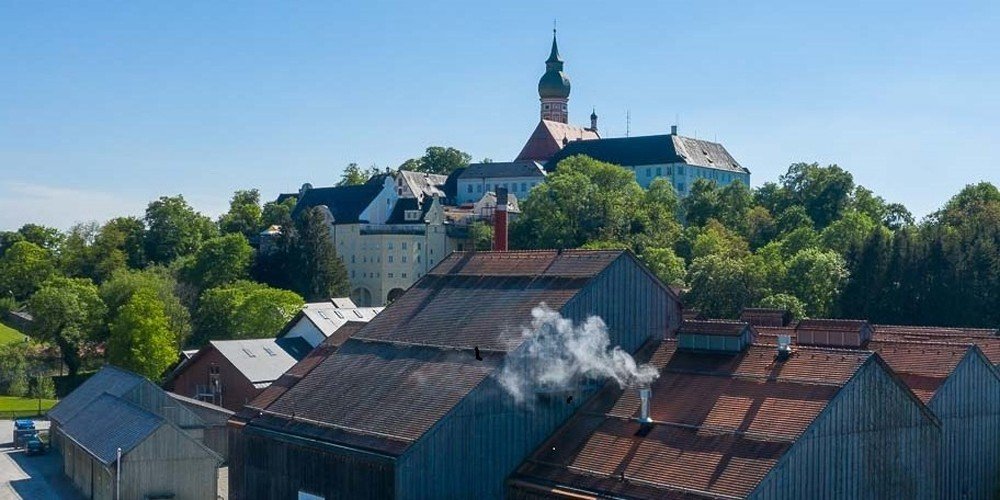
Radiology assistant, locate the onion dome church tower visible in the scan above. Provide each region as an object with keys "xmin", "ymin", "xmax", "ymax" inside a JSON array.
[{"xmin": 538, "ymin": 29, "xmax": 571, "ymax": 123}]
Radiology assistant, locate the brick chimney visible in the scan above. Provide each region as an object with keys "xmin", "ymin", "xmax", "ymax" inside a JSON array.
[{"xmin": 492, "ymin": 187, "xmax": 509, "ymax": 251}]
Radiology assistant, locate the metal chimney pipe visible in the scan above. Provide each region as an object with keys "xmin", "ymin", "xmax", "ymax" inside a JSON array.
[
  {"xmin": 638, "ymin": 387, "xmax": 652, "ymax": 424},
  {"xmin": 492, "ymin": 187, "xmax": 509, "ymax": 251}
]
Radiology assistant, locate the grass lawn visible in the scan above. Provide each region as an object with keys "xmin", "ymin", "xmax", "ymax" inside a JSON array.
[
  {"xmin": 0, "ymin": 395, "xmax": 58, "ymax": 418},
  {"xmin": 0, "ymin": 322, "xmax": 26, "ymax": 345}
]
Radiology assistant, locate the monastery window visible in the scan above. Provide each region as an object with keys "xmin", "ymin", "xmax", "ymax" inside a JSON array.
[
  {"xmin": 467, "ymin": 184, "xmax": 473, "ymax": 193},
  {"xmin": 351, "ymin": 255, "xmax": 355, "ymax": 263},
  {"xmin": 402, "ymin": 273, "xmax": 407, "ymax": 278},
  {"xmin": 677, "ymin": 166, "xmax": 685, "ymax": 175},
  {"xmin": 656, "ymin": 167, "xmax": 662, "ymax": 176},
  {"xmin": 388, "ymin": 242, "xmax": 393, "ymax": 249},
  {"xmin": 521, "ymin": 183, "xmax": 527, "ymax": 191},
  {"xmin": 388, "ymin": 255, "xmax": 394, "ymax": 263},
  {"xmin": 402, "ymin": 255, "xmax": 408, "ymax": 263},
  {"xmin": 388, "ymin": 273, "xmax": 394, "ymax": 278},
  {"xmin": 417, "ymin": 242, "xmax": 422, "ymax": 250},
  {"xmin": 351, "ymin": 270, "xmax": 355, "ymax": 278},
  {"xmin": 402, "ymin": 242, "xmax": 407, "ymax": 250},
  {"xmin": 677, "ymin": 182, "xmax": 685, "ymax": 192},
  {"xmin": 417, "ymin": 255, "xmax": 421, "ymax": 263},
  {"xmin": 645, "ymin": 168, "xmax": 651, "ymax": 177}
]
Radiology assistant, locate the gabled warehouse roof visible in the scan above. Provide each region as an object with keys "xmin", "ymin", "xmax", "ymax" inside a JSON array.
[
  {"xmin": 48, "ymin": 365, "xmax": 144, "ymax": 425},
  {"xmin": 60, "ymin": 393, "xmax": 164, "ymax": 465},
  {"xmin": 510, "ymin": 341, "xmax": 872, "ymax": 499}
]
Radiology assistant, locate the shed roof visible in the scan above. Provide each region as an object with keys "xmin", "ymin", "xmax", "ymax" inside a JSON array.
[
  {"xmin": 291, "ymin": 183, "xmax": 384, "ymax": 222},
  {"xmin": 282, "ymin": 300, "xmax": 382, "ymax": 341},
  {"xmin": 60, "ymin": 393, "xmax": 163, "ymax": 465},
  {"xmin": 545, "ymin": 133, "xmax": 746, "ymax": 174},
  {"xmin": 210, "ymin": 339, "xmax": 298, "ymax": 387},
  {"xmin": 48, "ymin": 365, "xmax": 145, "ymax": 425},
  {"xmin": 511, "ymin": 341, "xmax": 870, "ymax": 499},
  {"xmin": 677, "ymin": 319, "xmax": 750, "ymax": 337}
]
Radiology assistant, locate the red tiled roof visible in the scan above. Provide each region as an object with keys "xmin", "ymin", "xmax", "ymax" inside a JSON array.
[
  {"xmin": 515, "ymin": 120, "xmax": 600, "ymax": 163},
  {"xmin": 355, "ymin": 251, "xmax": 626, "ymax": 352},
  {"xmin": 677, "ymin": 320, "xmax": 749, "ymax": 337},
  {"xmin": 865, "ymin": 339, "xmax": 971, "ymax": 403},
  {"xmin": 873, "ymin": 324, "xmax": 1000, "ymax": 365},
  {"xmin": 512, "ymin": 341, "xmax": 870, "ymax": 499}
]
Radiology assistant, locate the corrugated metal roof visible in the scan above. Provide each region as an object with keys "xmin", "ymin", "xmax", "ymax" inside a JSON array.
[
  {"xmin": 48, "ymin": 365, "xmax": 145, "ymax": 425},
  {"xmin": 60, "ymin": 393, "xmax": 163, "ymax": 465},
  {"xmin": 258, "ymin": 341, "xmax": 500, "ymax": 454},
  {"xmin": 427, "ymin": 249, "xmax": 623, "ymax": 277},
  {"xmin": 211, "ymin": 339, "xmax": 298, "ymax": 385},
  {"xmin": 296, "ymin": 301, "xmax": 382, "ymax": 338},
  {"xmin": 242, "ymin": 322, "xmax": 368, "ymax": 416},
  {"xmin": 512, "ymin": 341, "xmax": 870, "ymax": 499}
]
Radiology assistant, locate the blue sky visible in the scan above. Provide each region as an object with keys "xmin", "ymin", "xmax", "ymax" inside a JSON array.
[{"xmin": 2, "ymin": 1, "xmax": 998, "ymax": 229}]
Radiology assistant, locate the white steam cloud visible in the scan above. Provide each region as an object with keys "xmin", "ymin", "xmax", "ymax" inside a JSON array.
[{"xmin": 498, "ymin": 304, "xmax": 659, "ymax": 404}]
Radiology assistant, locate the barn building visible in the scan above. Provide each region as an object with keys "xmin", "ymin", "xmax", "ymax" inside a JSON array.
[
  {"xmin": 228, "ymin": 249, "xmax": 680, "ymax": 499},
  {"xmin": 48, "ymin": 366, "xmax": 223, "ymax": 499},
  {"xmin": 509, "ymin": 320, "xmax": 941, "ymax": 499}
]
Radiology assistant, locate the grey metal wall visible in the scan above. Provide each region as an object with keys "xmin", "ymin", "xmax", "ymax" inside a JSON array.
[
  {"xmin": 750, "ymin": 358, "xmax": 941, "ymax": 500},
  {"xmin": 561, "ymin": 253, "xmax": 678, "ymax": 352},
  {"xmin": 396, "ymin": 254, "xmax": 679, "ymax": 500},
  {"xmin": 121, "ymin": 424, "xmax": 219, "ymax": 500},
  {"xmin": 238, "ymin": 426, "xmax": 396, "ymax": 500},
  {"xmin": 930, "ymin": 348, "xmax": 1000, "ymax": 499}
]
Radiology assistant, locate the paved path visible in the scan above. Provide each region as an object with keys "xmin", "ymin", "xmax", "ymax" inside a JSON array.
[{"xmin": 0, "ymin": 419, "xmax": 80, "ymax": 499}]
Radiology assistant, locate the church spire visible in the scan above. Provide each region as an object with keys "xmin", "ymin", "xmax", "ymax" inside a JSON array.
[{"xmin": 537, "ymin": 29, "xmax": 571, "ymax": 123}]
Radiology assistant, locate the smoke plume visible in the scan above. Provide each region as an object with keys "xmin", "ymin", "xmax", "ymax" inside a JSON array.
[{"xmin": 498, "ymin": 304, "xmax": 659, "ymax": 404}]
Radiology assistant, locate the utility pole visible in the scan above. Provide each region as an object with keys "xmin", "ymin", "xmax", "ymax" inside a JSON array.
[{"xmin": 116, "ymin": 447, "xmax": 122, "ymax": 500}]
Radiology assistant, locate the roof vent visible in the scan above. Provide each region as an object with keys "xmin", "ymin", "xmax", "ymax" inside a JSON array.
[
  {"xmin": 676, "ymin": 320, "xmax": 755, "ymax": 353},
  {"xmin": 776, "ymin": 334, "xmax": 792, "ymax": 360},
  {"xmin": 637, "ymin": 387, "xmax": 652, "ymax": 424}
]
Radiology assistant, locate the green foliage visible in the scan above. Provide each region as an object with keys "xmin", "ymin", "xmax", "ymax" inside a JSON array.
[
  {"xmin": 758, "ymin": 293, "xmax": 806, "ymax": 320},
  {"xmin": 16, "ymin": 224, "xmax": 64, "ymax": 252},
  {"xmin": 183, "ymin": 234, "xmax": 252, "ymax": 290},
  {"xmin": 511, "ymin": 155, "xmax": 648, "ymax": 249},
  {"xmin": 144, "ymin": 195, "xmax": 218, "ymax": 264},
  {"xmin": 107, "ymin": 288, "xmax": 178, "ymax": 380},
  {"xmin": 467, "ymin": 221, "xmax": 493, "ymax": 251},
  {"xmin": 778, "ymin": 227, "xmax": 820, "ymax": 258},
  {"xmin": 30, "ymin": 375, "xmax": 56, "ymax": 399},
  {"xmin": 0, "ymin": 241, "xmax": 57, "ymax": 300},
  {"xmin": 100, "ymin": 267, "xmax": 192, "ymax": 349},
  {"xmin": 783, "ymin": 248, "xmax": 848, "ymax": 317},
  {"xmin": 219, "ymin": 189, "xmax": 264, "ymax": 239},
  {"xmin": 0, "ymin": 345, "xmax": 29, "ymax": 397},
  {"xmin": 262, "ymin": 196, "xmax": 297, "ymax": 228},
  {"xmin": 336, "ymin": 163, "xmax": 381, "ymax": 186},
  {"xmin": 641, "ymin": 247, "xmax": 686, "ymax": 287},
  {"xmin": 690, "ymin": 220, "xmax": 749, "ymax": 260},
  {"xmin": 820, "ymin": 210, "xmax": 876, "ymax": 254},
  {"xmin": 193, "ymin": 280, "xmax": 303, "ymax": 345},
  {"xmin": 399, "ymin": 146, "xmax": 472, "ymax": 175},
  {"xmin": 27, "ymin": 277, "xmax": 106, "ymax": 376},
  {"xmin": 780, "ymin": 162, "xmax": 855, "ymax": 229},
  {"xmin": 59, "ymin": 218, "xmax": 146, "ymax": 283},
  {"xmin": 0, "ymin": 296, "xmax": 17, "ymax": 315},
  {"xmin": 684, "ymin": 254, "xmax": 765, "ymax": 318}
]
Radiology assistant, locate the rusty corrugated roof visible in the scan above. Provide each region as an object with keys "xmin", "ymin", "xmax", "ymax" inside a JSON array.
[
  {"xmin": 511, "ymin": 341, "xmax": 870, "ymax": 499},
  {"xmin": 873, "ymin": 324, "xmax": 1000, "ymax": 365}
]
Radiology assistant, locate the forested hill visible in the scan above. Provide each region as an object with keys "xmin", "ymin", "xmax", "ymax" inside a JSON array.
[{"xmin": 511, "ymin": 156, "xmax": 1000, "ymax": 329}]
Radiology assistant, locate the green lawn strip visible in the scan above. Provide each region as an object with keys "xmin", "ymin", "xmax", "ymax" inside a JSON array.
[
  {"xmin": 0, "ymin": 396, "xmax": 58, "ymax": 418},
  {"xmin": 0, "ymin": 322, "xmax": 26, "ymax": 345}
]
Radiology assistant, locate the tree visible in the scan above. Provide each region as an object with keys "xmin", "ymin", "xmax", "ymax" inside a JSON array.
[
  {"xmin": 399, "ymin": 146, "xmax": 472, "ymax": 175},
  {"xmin": 16, "ymin": 224, "xmax": 64, "ymax": 252},
  {"xmin": 778, "ymin": 227, "xmax": 820, "ymax": 258},
  {"xmin": 144, "ymin": 195, "xmax": 218, "ymax": 264},
  {"xmin": 27, "ymin": 277, "xmax": 106, "ymax": 376},
  {"xmin": 780, "ymin": 162, "xmax": 855, "ymax": 229},
  {"xmin": 291, "ymin": 207, "xmax": 351, "ymax": 300},
  {"xmin": 685, "ymin": 254, "xmax": 765, "ymax": 318},
  {"xmin": 641, "ymin": 247, "xmax": 686, "ymax": 287},
  {"xmin": 784, "ymin": 248, "xmax": 848, "ymax": 317},
  {"xmin": 337, "ymin": 163, "xmax": 370, "ymax": 186},
  {"xmin": 0, "ymin": 241, "xmax": 57, "ymax": 300},
  {"xmin": 467, "ymin": 221, "xmax": 493, "ymax": 251},
  {"xmin": 774, "ymin": 205, "xmax": 814, "ymax": 235},
  {"xmin": 182, "ymin": 234, "xmax": 252, "ymax": 290},
  {"xmin": 0, "ymin": 344, "xmax": 29, "ymax": 397},
  {"xmin": 219, "ymin": 189, "xmax": 263, "ymax": 239},
  {"xmin": 100, "ymin": 267, "xmax": 192, "ymax": 348},
  {"xmin": 716, "ymin": 181, "xmax": 753, "ymax": 231},
  {"xmin": 634, "ymin": 179, "xmax": 683, "ymax": 251},
  {"xmin": 511, "ymin": 155, "xmax": 646, "ymax": 249},
  {"xmin": 682, "ymin": 179, "xmax": 721, "ymax": 227},
  {"xmin": 744, "ymin": 206, "xmax": 777, "ymax": 249},
  {"xmin": 758, "ymin": 293, "xmax": 806, "ymax": 320},
  {"xmin": 193, "ymin": 280, "xmax": 303, "ymax": 345},
  {"xmin": 690, "ymin": 219, "xmax": 749, "ymax": 260},
  {"xmin": 107, "ymin": 288, "xmax": 177, "ymax": 380},
  {"xmin": 820, "ymin": 210, "xmax": 876, "ymax": 254},
  {"xmin": 262, "ymin": 196, "xmax": 297, "ymax": 228}
]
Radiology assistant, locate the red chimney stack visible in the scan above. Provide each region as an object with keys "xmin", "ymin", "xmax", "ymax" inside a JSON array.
[{"xmin": 492, "ymin": 187, "xmax": 509, "ymax": 252}]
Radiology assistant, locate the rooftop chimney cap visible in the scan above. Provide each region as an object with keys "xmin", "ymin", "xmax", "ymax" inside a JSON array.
[
  {"xmin": 670, "ymin": 125, "xmax": 678, "ymax": 136},
  {"xmin": 776, "ymin": 334, "xmax": 793, "ymax": 360},
  {"xmin": 637, "ymin": 387, "xmax": 652, "ymax": 424}
]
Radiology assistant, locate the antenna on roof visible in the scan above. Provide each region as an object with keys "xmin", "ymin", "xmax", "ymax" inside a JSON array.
[{"xmin": 626, "ymin": 109, "xmax": 631, "ymax": 138}]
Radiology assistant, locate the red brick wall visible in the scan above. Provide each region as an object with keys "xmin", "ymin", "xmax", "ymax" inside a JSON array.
[{"xmin": 170, "ymin": 347, "xmax": 261, "ymax": 412}]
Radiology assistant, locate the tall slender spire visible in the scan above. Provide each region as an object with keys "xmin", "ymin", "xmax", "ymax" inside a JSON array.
[
  {"xmin": 538, "ymin": 28, "xmax": 571, "ymax": 123},
  {"xmin": 546, "ymin": 28, "xmax": 562, "ymax": 65}
]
